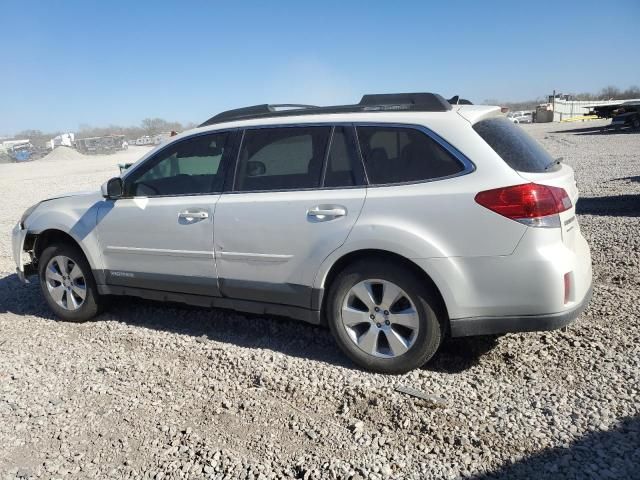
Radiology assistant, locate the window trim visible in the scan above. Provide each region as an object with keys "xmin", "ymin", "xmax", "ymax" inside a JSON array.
[
  {"xmin": 229, "ymin": 123, "xmax": 358, "ymax": 194},
  {"xmin": 321, "ymin": 125, "xmax": 367, "ymax": 189},
  {"xmin": 354, "ymin": 123, "xmax": 476, "ymax": 188},
  {"xmin": 119, "ymin": 129, "xmax": 237, "ymax": 199},
  {"xmin": 119, "ymin": 121, "xmax": 476, "ymax": 198}
]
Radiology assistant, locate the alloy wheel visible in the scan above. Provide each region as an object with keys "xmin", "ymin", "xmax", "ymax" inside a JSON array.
[
  {"xmin": 341, "ymin": 279, "xmax": 420, "ymax": 358},
  {"xmin": 44, "ymin": 255, "xmax": 87, "ymax": 311}
]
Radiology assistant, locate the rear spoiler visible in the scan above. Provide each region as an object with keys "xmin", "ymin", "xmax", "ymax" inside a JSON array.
[{"xmin": 456, "ymin": 105, "xmax": 503, "ymax": 124}]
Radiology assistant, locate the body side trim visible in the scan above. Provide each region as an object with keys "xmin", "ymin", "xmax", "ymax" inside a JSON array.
[
  {"xmin": 96, "ymin": 284, "xmax": 321, "ymax": 325},
  {"xmin": 104, "ymin": 246, "xmax": 214, "ymax": 259},
  {"xmin": 216, "ymin": 251, "xmax": 293, "ymax": 263},
  {"xmin": 98, "ymin": 270, "xmax": 221, "ymax": 297}
]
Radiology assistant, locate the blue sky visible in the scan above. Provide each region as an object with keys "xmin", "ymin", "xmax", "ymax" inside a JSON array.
[{"xmin": 1, "ymin": 0, "xmax": 638, "ymax": 134}]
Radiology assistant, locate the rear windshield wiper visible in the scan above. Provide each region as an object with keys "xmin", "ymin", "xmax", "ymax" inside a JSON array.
[{"xmin": 545, "ymin": 157, "xmax": 563, "ymax": 171}]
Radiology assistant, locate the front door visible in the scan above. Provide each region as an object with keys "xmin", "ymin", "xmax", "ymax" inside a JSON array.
[
  {"xmin": 96, "ymin": 130, "xmax": 233, "ymax": 296},
  {"xmin": 214, "ymin": 125, "xmax": 367, "ymax": 308}
]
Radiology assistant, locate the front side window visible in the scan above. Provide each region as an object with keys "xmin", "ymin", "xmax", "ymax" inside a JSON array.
[
  {"xmin": 235, "ymin": 126, "xmax": 330, "ymax": 192},
  {"xmin": 356, "ymin": 126, "xmax": 464, "ymax": 184},
  {"xmin": 126, "ymin": 132, "xmax": 230, "ymax": 196}
]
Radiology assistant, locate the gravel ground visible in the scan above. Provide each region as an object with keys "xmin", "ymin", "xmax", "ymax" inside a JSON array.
[{"xmin": 0, "ymin": 123, "xmax": 638, "ymax": 479}]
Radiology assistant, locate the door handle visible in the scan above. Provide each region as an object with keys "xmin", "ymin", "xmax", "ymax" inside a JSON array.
[
  {"xmin": 178, "ymin": 210, "xmax": 209, "ymax": 222},
  {"xmin": 307, "ymin": 205, "xmax": 347, "ymax": 219}
]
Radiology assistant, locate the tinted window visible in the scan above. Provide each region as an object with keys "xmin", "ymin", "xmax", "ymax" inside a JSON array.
[
  {"xmin": 473, "ymin": 117, "xmax": 556, "ymax": 173},
  {"xmin": 356, "ymin": 126, "xmax": 464, "ymax": 184},
  {"xmin": 323, "ymin": 126, "xmax": 364, "ymax": 188},
  {"xmin": 127, "ymin": 132, "xmax": 230, "ymax": 196},
  {"xmin": 235, "ymin": 126, "xmax": 330, "ymax": 191}
]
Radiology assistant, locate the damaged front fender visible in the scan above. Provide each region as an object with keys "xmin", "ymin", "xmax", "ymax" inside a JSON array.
[{"xmin": 11, "ymin": 224, "xmax": 37, "ymax": 283}]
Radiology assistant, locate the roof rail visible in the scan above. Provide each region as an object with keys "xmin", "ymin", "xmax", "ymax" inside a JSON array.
[
  {"xmin": 359, "ymin": 93, "xmax": 450, "ymax": 109},
  {"xmin": 206, "ymin": 104, "xmax": 318, "ymax": 124},
  {"xmin": 199, "ymin": 92, "xmax": 452, "ymax": 127},
  {"xmin": 447, "ymin": 95, "xmax": 473, "ymax": 105}
]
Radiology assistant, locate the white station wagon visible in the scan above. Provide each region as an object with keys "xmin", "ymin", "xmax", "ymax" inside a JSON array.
[{"xmin": 12, "ymin": 93, "xmax": 592, "ymax": 373}]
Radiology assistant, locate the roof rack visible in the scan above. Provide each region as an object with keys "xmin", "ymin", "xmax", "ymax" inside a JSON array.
[
  {"xmin": 199, "ymin": 92, "xmax": 453, "ymax": 127},
  {"xmin": 207, "ymin": 104, "xmax": 318, "ymax": 124},
  {"xmin": 447, "ymin": 95, "xmax": 473, "ymax": 105}
]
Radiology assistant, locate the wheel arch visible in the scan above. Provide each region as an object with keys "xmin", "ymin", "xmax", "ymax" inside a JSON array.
[
  {"xmin": 31, "ymin": 229, "xmax": 95, "ymax": 271},
  {"xmin": 318, "ymin": 249, "xmax": 450, "ymax": 328}
]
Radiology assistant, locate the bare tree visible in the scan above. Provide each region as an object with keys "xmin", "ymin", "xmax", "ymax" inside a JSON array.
[
  {"xmin": 140, "ymin": 118, "xmax": 182, "ymax": 136},
  {"xmin": 599, "ymin": 86, "xmax": 621, "ymax": 100}
]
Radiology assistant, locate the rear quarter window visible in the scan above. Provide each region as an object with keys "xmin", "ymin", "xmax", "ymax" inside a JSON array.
[
  {"xmin": 356, "ymin": 126, "xmax": 465, "ymax": 184},
  {"xmin": 473, "ymin": 117, "xmax": 557, "ymax": 173}
]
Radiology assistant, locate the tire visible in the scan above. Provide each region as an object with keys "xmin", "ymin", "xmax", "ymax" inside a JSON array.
[
  {"xmin": 38, "ymin": 243, "xmax": 102, "ymax": 322},
  {"xmin": 632, "ymin": 117, "xmax": 640, "ymax": 130},
  {"xmin": 327, "ymin": 260, "xmax": 444, "ymax": 374}
]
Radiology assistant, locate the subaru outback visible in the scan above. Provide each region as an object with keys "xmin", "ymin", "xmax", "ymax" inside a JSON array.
[{"xmin": 12, "ymin": 93, "xmax": 592, "ymax": 373}]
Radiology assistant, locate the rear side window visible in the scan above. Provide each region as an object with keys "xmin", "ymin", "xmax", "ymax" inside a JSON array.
[
  {"xmin": 235, "ymin": 126, "xmax": 331, "ymax": 191},
  {"xmin": 356, "ymin": 126, "xmax": 464, "ymax": 184},
  {"xmin": 473, "ymin": 117, "xmax": 556, "ymax": 173}
]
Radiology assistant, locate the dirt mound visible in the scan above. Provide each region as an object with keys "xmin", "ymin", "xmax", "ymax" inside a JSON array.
[{"xmin": 40, "ymin": 146, "xmax": 86, "ymax": 162}]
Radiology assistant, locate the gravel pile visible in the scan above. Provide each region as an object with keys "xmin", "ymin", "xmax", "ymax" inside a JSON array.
[{"xmin": 0, "ymin": 121, "xmax": 638, "ymax": 479}]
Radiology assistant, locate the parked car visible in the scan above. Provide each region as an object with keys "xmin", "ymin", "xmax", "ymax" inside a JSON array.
[
  {"xmin": 12, "ymin": 93, "xmax": 592, "ymax": 373},
  {"xmin": 507, "ymin": 111, "xmax": 533, "ymax": 124}
]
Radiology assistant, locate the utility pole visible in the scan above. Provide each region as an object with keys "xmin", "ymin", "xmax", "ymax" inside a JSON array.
[{"xmin": 552, "ymin": 90, "xmax": 556, "ymax": 122}]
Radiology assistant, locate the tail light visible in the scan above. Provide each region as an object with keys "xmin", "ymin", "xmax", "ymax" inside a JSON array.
[{"xmin": 475, "ymin": 183, "xmax": 572, "ymax": 228}]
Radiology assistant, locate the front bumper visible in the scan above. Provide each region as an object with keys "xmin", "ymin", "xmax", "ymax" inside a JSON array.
[
  {"xmin": 11, "ymin": 223, "xmax": 28, "ymax": 283},
  {"xmin": 449, "ymin": 282, "xmax": 593, "ymax": 337}
]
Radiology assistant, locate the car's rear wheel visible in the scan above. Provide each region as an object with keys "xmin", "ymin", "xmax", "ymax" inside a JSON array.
[
  {"xmin": 327, "ymin": 260, "xmax": 444, "ymax": 374},
  {"xmin": 39, "ymin": 243, "xmax": 102, "ymax": 322}
]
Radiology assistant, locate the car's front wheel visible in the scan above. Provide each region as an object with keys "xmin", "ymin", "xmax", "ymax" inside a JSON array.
[
  {"xmin": 327, "ymin": 260, "xmax": 444, "ymax": 374},
  {"xmin": 38, "ymin": 243, "xmax": 102, "ymax": 322}
]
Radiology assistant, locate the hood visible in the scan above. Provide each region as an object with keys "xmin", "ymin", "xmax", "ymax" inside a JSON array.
[
  {"xmin": 23, "ymin": 189, "xmax": 107, "ymax": 232},
  {"xmin": 41, "ymin": 190, "xmax": 100, "ymax": 203}
]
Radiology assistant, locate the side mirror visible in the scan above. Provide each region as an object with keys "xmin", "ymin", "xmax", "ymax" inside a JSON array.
[
  {"xmin": 101, "ymin": 177, "xmax": 124, "ymax": 199},
  {"xmin": 246, "ymin": 160, "xmax": 266, "ymax": 177}
]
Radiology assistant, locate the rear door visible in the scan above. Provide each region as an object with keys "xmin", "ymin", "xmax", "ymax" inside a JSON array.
[{"xmin": 213, "ymin": 125, "xmax": 366, "ymax": 308}]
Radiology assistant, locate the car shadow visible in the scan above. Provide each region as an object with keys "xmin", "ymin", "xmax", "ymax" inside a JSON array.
[
  {"xmin": 425, "ymin": 335, "xmax": 501, "ymax": 373},
  {"xmin": 0, "ymin": 271, "xmax": 55, "ymax": 319},
  {"xmin": 548, "ymin": 125, "xmax": 606, "ymax": 134},
  {"xmin": 470, "ymin": 416, "xmax": 639, "ymax": 479},
  {"xmin": 611, "ymin": 175, "xmax": 640, "ymax": 184},
  {"xmin": 0, "ymin": 272, "xmax": 499, "ymax": 374},
  {"xmin": 576, "ymin": 195, "xmax": 640, "ymax": 217},
  {"xmin": 548, "ymin": 125, "xmax": 639, "ymax": 135}
]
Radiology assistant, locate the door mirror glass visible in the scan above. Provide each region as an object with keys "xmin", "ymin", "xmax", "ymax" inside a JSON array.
[
  {"xmin": 103, "ymin": 177, "xmax": 124, "ymax": 199},
  {"xmin": 246, "ymin": 160, "xmax": 266, "ymax": 177}
]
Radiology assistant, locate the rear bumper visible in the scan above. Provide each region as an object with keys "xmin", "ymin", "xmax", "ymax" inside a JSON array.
[{"xmin": 450, "ymin": 282, "xmax": 593, "ymax": 337}]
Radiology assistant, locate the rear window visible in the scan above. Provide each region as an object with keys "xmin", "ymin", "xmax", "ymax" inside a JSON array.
[{"xmin": 473, "ymin": 117, "xmax": 557, "ymax": 173}]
